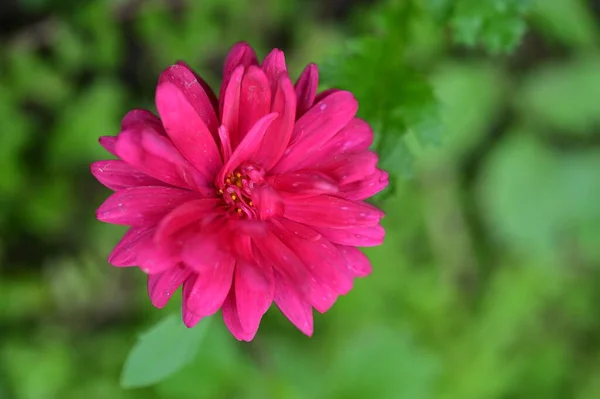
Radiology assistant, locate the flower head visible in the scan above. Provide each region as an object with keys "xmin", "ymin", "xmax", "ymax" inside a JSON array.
[{"xmin": 91, "ymin": 42, "xmax": 388, "ymax": 341}]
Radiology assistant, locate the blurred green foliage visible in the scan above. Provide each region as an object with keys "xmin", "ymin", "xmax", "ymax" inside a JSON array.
[{"xmin": 1, "ymin": 0, "xmax": 600, "ymax": 398}]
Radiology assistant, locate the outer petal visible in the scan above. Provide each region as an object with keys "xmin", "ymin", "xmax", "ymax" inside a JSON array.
[
  {"xmin": 115, "ymin": 125, "xmax": 204, "ymax": 190},
  {"xmin": 319, "ymin": 151, "xmax": 379, "ymax": 185},
  {"xmin": 309, "ymin": 278, "xmax": 338, "ymax": 313},
  {"xmin": 336, "ymin": 245, "xmax": 373, "ymax": 277},
  {"xmin": 99, "ymin": 136, "xmax": 117, "ymax": 156},
  {"xmin": 237, "ymin": 66, "xmax": 272, "ymax": 146},
  {"xmin": 91, "ymin": 160, "xmax": 164, "ymax": 191},
  {"xmin": 121, "ymin": 109, "xmax": 163, "ymax": 131},
  {"xmin": 96, "ymin": 186, "xmax": 199, "ymax": 226},
  {"xmin": 339, "ymin": 169, "xmax": 389, "ymax": 201},
  {"xmin": 314, "ymin": 88, "xmax": 340, "ymax": 104},
  {"xmin": 283, "ymin": 195, "xmax": 384, "ymax": 229},
  {"xmin": 108, "ymin": 226, "xmax": 154, "ymax": 267},
  {"xmin": 253, "ymin": 229, "xmax": 309, "ymax": 292},
  {"xmin": 220, "ymin": 66, "xmax": 244, "ymax": 147},
  {"xmin": 147, "ymin": 264, "xmax": 191, "ymax": 308},
  {"xmin": 222, "ymin": 288, "xmax": 257, "ymax": 341},
  {"xmin": 156, "ymin": 66, "xmax": 222, "ymax": 181},
  {"xmin": 274, "ymin": 272, "xmax": 314, "ymax": 336},
  {"xmin": 234, "ymin": 261, "xmax": 274, "ymax": 334},
  {"xmin": 175, "ymin": 61, "xmax": 219, "ymax": 118},
  {"xmin": 268, "ymin": 171, "xmax": 338, "ymax": 197},
  {"xmin": 252, "ymin": 74, "xmax": 297, "ymax": 170},
  {"xmin": 159, "ymin": 63, "xmax": 219, "ymax": 142},
  {"xmin": 273, "ymin": 91, "xmax": 358, "ymax": 173},
  {"xmin": 136, "ymin": 238, "xmax": 181, "ymax": 274},
  {"xmin": 261, "ymin": 49, "xmax": 287, "ymax": 94},
  {"xmin": 182, "ymin": 255, "xmax": 235, "ymax": 327},
  {"xmin": 275, "ymin": 219, "xmax": 353, "ymax": 295},
  {"xmin": 313, "ymin": 224, "xmax": 385, "ymax": 247},
  {"xmin": 154, "ymin": 199, "xmax": 221, "ymax": 245},
  {"xmin": 290, "ymin": 117, "xmax": 374, "ymax": 171},
  {"xmin": 294, "ymin": 63, "xmax": 318, "ymax": 119},
  {"xmin": 220, "ymin": 42, "xmax": 258, "ymax": 116}
]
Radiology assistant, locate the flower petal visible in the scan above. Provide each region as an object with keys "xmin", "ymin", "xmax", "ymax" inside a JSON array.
[
  {"xmin": 222, "ymin": 288, "xmax": 257, "ymax": 341},
  {"xmin": 321, "ymin": 151, "xmax": 379, "ymax": 184},
  {"xmin": 147, "ymin": 264, "xmax": 191, "ymax": 308},
  {"xmin": 337, "ymin": 245, "xmax": 373, "ymax": 277},
  {"xmin": 137, "ymin": 238, "xmax": 181, "ymax": 274},
  {"xmin": 252, "ymin": 74, "xmax": 296, "ymax": 170},
  {"xmin": 274, "ymin": 272, "xmax": 314, "ymax": 336},
  {"xmin": 218, "ymin": 125, "xmax": 232, "ymax": 163},
  {"xmin": 237, "ymin": 66, "xmax": 271, "ymax": 146},
  {"xmin": 254, "ymin": 229, "xmax": 309, "ymax": 291},
  {"xmin": 115, "ymin": 124, "xmax": 204, "ymax": 189},
  {"xmin": 294, "ymin": 63, "xmax": 318, "ymax": 118},
  {"xmin": 221, "ymin": 65, "xmax": 245, "ymax": 143},
  {"xmin": 273, "ymin": 91, "xmax": 358, "ymax": 173},
  {"xmin": 96, "ymin": 186, "xmax": 199, "ymax": 226},
  {"xmin": 235, "ymin": 261, "xmax": 274, "ymax": 334},
  {"xmin": 261, "ymin": 48, "xmax": 287, "ymax": 94},
  {"xmin": 175, "ymin": 60, "xmax": 219, "ymax": 118},
  {"xmin": 90, "ymin": 160, "xmax": 164, "ymax": 191},
  {"xmin": 314, "ymin": 88, "xmax": 340, "ymax": 104},
  {"xmin": 99, "ymin": 136, "xmax": 117, "ymax": 156},
  {"xmin": 309, "ymin": 278, "xmax": 338, "ymax": 313},
  {"xmin": 154, "ymin": 199, "xmax": 221, "ymax": 245},
  {"xmin": 283, "ymin": 195, "xmax": 384, "ymax": 229},
  {"xmin": 275, "ymin": 219, "xmax": 353, "ymax": 295},
  {"xmin": 156, "ymin": 66, "xmax": 222, "ymax": 181},
  {"xmin": 290, "ymin": 117, "xmax": 374, "ymax": 171},
  {"xmin": 253, "ymin": 185, "xmax": 284, "ymax": 219},
  {"xmin": 108, "ymin": 226, "xmax": 154, "ymax": 267},
  {"xmin": 339, "ymin": 169, "xmax": 389, "ymax": 201},
  {"xmin": 121, "ymin": 109, "xmax": 162, "ymax": 131},
  {"xmin": 217, "ymin": 112, "xmax": 279, "ymax": 184},
  {"xmin": 268, "ymin": 171, "xmax": 338, "ymax": 196},
  {"xmin": 182, "ymin": 255, "xmax": 235, "ymax": 326},
  {"xmin": 313, "ymin": 225, "xmax": 385, "ymax": 247},
  {"xmin": 220, "ymin": 42, "xmax": 258, "ymax": 116}
]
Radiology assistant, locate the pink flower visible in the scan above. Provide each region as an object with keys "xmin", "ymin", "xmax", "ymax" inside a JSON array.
[{"xmin": 91, "ymin": 42, "xmax": 388, "ymax": 341}]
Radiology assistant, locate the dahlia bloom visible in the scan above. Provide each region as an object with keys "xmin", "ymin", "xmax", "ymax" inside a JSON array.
[{"xmin": 91, "ymin": 42, "xmax": 388, "ymax": 341}]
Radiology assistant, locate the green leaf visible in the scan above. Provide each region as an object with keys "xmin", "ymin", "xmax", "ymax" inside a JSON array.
[
  {"xmin": 518, "ymin": 55, "xmax": 600, "ymax": 136},
  {"xmin": 531, "ymin": 0, "xmax": 599, "ymax": 49},
  {"xmin": 478, "ymin": 130, "xmax": 600, "ymax": 262},
  {"xmin": 430, "ymin": 0, "xmax": 531, "ymax": 54},
  {"xmin": 120, "ymin": 314, "xmax": 211, "ymax": 389}
]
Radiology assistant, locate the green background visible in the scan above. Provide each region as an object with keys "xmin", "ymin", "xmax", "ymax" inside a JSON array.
[{"xmin": 1, "ymin": 0, "xmax": 600, "ymax": 398}]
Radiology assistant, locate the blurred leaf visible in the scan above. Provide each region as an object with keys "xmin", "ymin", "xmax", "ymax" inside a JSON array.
[
  {"xmin": 321, "ymin": 1, "xmax": 442, "ymax": 177},
  {"xmin": 6, "ymin": 48, "xmax": 72, "ymax": 105},
  {"xmin": 429, "ymin": 0, "xmax": 531, "ymax": 53},
  {"xmin": 49, "ymin": 79, "xmax": 124, "ymax": 168},
  {"xmin": 20, "ymin": 177, "xmax": 73, "ymax": 234},
  {"xmin": 156, "ymin": 323, "xmax": 261, "ymax": 399},
  {"xmin": 427, "ymin": 62, "xmax": 507, "ymax": 161},
  {"xmin": 328, "ymin": 326, "xmax": 440, "ymax": 399},
  {"xmin": 74, "ymin": 1, "xmax": 122, "ymax": 69},
  {"xmin": 121, "ymin": 314, "xmax": 211, "ymax": 389},
  {"xmin": 518, "ymin": 55, "xmax": 600, "ymax": 135},
  {"xmin": 531, "ymin": 0, "xmax": 599, "ymax": 49},
  {"xmin": 2, "ymin": 338, "xmax": 73, "ymax": 399},
  {"xmin": 478, "ymin": 131, "xmax": 600, "ymax": 261},
  {"xmin": 0, "ymin": 88, "xmax": 32, "ymax": 198}
]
